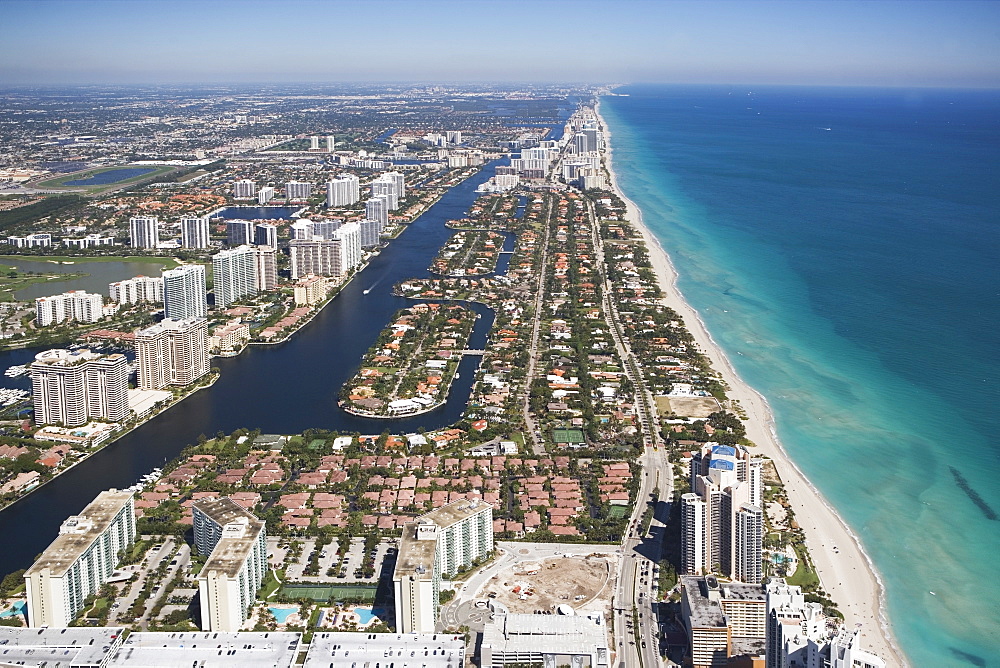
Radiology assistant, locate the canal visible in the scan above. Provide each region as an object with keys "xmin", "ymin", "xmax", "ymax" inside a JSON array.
[{"xmin": 0, "ymin": 164, "xmax": 502, "ymax": 573}]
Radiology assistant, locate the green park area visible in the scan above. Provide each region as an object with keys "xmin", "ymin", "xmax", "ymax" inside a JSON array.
[{"xmin": 279, "ymin": 584, "xmax": 376, "ymax": 603}]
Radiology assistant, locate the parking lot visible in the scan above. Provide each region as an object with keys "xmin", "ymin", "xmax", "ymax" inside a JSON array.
[{"xmin": 273, "ymin": 537, "xmax": 396, "ymax": 583}]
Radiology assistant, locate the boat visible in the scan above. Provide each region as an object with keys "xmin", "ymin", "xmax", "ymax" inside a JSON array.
[
  {"xmin": 4, "ymin": 365, "xmax": 28, "ymax": 378},
  {"xmin": 363, "ymin": 288, "xmax": 372, "ymax": 295}
]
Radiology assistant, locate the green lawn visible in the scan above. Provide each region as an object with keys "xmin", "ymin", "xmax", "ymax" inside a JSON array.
[{"xmin": 0, "ymin": 255, "xmax": 181, "ymax": 268}]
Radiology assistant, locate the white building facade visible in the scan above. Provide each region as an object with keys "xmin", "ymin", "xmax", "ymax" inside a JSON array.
[{"xmin": 24, "ymin": 489, "xmax": 136, "ymax": 627}]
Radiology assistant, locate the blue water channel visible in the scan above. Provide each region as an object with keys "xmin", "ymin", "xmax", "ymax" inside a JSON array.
[{"xmin": 0, "ymin": 164, "xmax": 508, "ymax": 574}]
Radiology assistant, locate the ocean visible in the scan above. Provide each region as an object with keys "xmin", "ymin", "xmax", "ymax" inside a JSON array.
[{"xmin": 601, "ymin": 85, "xmax": 1000, "ymax": 667}]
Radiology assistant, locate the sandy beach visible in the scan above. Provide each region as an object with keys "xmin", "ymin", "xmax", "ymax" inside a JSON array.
[{"xmin": 595, "ymin": 102, "xmax": 906, "ymax": 667}]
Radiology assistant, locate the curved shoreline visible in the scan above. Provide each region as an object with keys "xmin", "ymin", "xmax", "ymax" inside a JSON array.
[{"xmin": 596, "ymin": 99, "xmax": 906, "ymax": 667}]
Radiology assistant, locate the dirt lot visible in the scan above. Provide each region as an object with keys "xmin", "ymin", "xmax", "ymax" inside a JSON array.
[
  {"xmin": 481, "ymin": 554, "xmax": 616, "ymax": 616},
  {"xmin": 655, "ymin": 395, "xmax": 721, "ymax": 418}
]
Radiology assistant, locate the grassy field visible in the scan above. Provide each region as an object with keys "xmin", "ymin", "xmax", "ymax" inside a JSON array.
[
  {"xmin": 0, "ymin": 255, "xmax": 181, "ymax": 268},
  {"xmin": 34, "ymin": 165, "xmax": 176, "ymax": 194},
  {"xmin": 0, "ymin": 268, "xmax": 85, "ymax": 301}
]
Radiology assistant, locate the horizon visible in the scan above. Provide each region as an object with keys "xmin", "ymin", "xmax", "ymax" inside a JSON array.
[{"xmin": 2, "ymin": 0, "xmax": 998, "ymax": 89}]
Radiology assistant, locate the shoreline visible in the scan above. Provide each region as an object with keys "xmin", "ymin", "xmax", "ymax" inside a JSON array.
[{"xmin": 595, "ymin": 100, "xmax": 906, "ymax": 667}]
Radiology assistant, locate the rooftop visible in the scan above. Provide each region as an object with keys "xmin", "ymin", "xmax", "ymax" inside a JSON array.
[
  {"xmin": 682, "ymin": 576, "xmax": 765, "ymax": 629},
  {"xmin": 418, "ymin": 497, "xmax": 489, "ymax": 529},
  {"xmin": 195, "ymin": 497, "xmax": 265, "ymax": 579},
  {"xmin": 0, "ymin": 626, "xmax": 124, "ymax": 667},
  {"xmin": 394, "ymin": 521, "xmax": 438, "ymax": 582},
  {"xmin": 482, "ymin": 613, "xmax": 609, "ymax": 663},
  {"xmin": 304, "ymin": 632, "xmax": 464, "ymax": 668},
  {"xmin": 106, "ymin": 631, "xmax": 300, "ymax": 667},
  {"xmin": 24, "ymin": 489, "xmax": 133, "ymax": 577}
]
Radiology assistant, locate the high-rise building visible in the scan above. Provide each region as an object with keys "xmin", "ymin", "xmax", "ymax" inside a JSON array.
[
  {"xmin": 194, "ymin": 497, "xmax": 267, "ymax": 632},
  {"xmin": 312, "ymin": 219, "xmax": 342, "ymax": 240},
  {"xmin": 212, "ymin": 245, "xmax": 258, "ymax": 308},
  {"xmin": 370, "ymin": 181, "xmax": 399, "ymax": 210},
  {"xmin": 365, "ymin": 197, "xmax": 389, "ymax": 229},
  {"xmin": 233, "ymin": 179, "xmax": 256, "ymax": 199},
  {"xmin": 288, "ymin": 240, "xmax": 341, "ymax": 280},
  {"xmin": 288, "ymin": 221, "xmax": 361, "ymax": 279},
  {"xmin": 255, "ymin": 246, "xmax": 278, "ymax": 291},
  {"xmin": 446, "ymin": 130, "xmax": 462, "ymax": 145},
  {"xmin": 135, "ymin": 317, "xmax": 209, "ymax": 390},
  {"xmin": 828, "ymin": 627, "xmax": 886, "ymax": 668},
  {"xmin": 31, "ymin": 349, "xmax": 129, "ymax": 426},
  {"xmin": 359, "ymin": 219, "xmax": 381, "ymax": 248},
  {"xmin": 24, "ymin": 489, "xmax": 136, "ymax": 627},
  {"xmin": 290, "ymin": 219, "xmax": 313, "ymax": 240},
  {"xmin": 180, "ymin": 216, "xmax": 210, "ymax": 249},
  {"xmin": 682, "ymin": 443, "xmax": 764, "ymax": 583},
  {"xmin": 85, "ymin": 353, "xmax": 130, "ymax": 423},
  {"xmin": 257, "ymin": 186, "xmax": 275, "ymax": 205},
  {"xmin": 162, "ymin": 265, "xmax": 207, "ymax": 320},
  {"xmin": 310, "ymin": 136, "xmax": 321, "ymax": 151},
  {"xmin": 109, "ymin": 275, "xmax": 163, "ymax": 305},
  {"xmin": 764, "ymin": 578, "xmax": 827, "ymax": 668},
  {"xmin": 325, "ymin": 135, "xmax": 336, "ymax": 152},
  {"xmin": 285, "ymin": 181, "xmax": 313, "ymax": 201},
  {"xmin": 129, "ymin": 216, "xmax": 159, "ymax": 249},
  {"xmin": 254, "ymin": 223, "xmax": 277, "ymax": 248},
  {"xmin": 326, "ymin": 174, "xmax": 360, "ymax": 207},
  {"xmin": 394, "ymin": 499, "xmax": 493, "ymax": 633},
  {"xmin": 34, "ymin": 291, "xmax": 103, "ymax": 327},
  {"xmin": 680, "ymin": 576, "xmax": 767, "ymax": 668},
  {"xmin": 226, "ymin": 220, "xmax": 254, "ymax": 246},
  {"xmin": 335, "ymin": 221, "xmax": 362, "ymax": 270}
]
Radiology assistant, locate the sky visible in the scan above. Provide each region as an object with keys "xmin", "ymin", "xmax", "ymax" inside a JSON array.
[{"xmin": 1, "ymin": 0, "xmax": 998, "ymax": 87}]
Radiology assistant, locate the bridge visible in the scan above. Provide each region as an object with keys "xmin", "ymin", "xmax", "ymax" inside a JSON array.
[{"xmin": 459, "ymin": 349, "xmax": 486, "ymax": 355}]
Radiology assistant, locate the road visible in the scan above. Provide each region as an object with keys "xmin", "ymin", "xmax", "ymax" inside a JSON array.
[{"xmin": 613, "ymin": 447, "xmax": 675, "ymax": 668}]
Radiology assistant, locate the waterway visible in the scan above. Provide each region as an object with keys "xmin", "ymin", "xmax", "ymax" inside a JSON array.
[
  {"xmin": 0, "ymin": 258, "xmax": 171, "ymax": 301},
  {"xmin": 0, "ymin": 165, "xmax": 500, "ymax": 574}
]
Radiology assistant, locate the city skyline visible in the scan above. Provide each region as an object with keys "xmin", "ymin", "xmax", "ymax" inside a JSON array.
[{"xmin": 1, "ymin": 0, "xmax": 998, "ymax": 88}]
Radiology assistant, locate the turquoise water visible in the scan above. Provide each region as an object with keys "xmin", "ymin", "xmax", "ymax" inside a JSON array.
[
  {"xmin": 602, "ymin": 86, "xmax": 999, "ymax": 667},
  {"xmin": 0, "ymin": 601, "xmax": 25, "ymax": 618},
  {"xmin": 353, "ymin": 606, "xmax": 384, "ymax": 625},
  {"xmin": 268, "ymin": 606, "xmax": 298, "ymax": 623}
]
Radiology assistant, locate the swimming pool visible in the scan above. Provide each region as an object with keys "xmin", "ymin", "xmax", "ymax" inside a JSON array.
[
  {"xmin": 353, "ymin": 606, "xmax": 385, "ymax": 625},
  {"xmin": 268, "ymin": 606, "xmax": 298, "ymax": 624},
  {"xmin": 0, "ymin": 601, "xmax": 25, "ymax": 618}
]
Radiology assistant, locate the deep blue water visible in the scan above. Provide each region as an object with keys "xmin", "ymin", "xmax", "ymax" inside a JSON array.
[
  {"xmin": 64, "ymin": 167, "xmax": 156, "ymax": 186},
  {"xmin": 602, "ymin": 85, "xmax": 1000, "ymax": 667}
]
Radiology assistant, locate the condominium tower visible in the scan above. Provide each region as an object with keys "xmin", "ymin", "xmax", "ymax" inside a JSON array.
[
  {"xmin": 162, "ymin": 264, "xmax": 207, "ymax": 319},
  {"xmin": 24, "ymin": 489, "xmax": 136, "ymax": 627},
  {"xmin": 109, "ymin": 275, "xmax": 163, "ymax": 305},
  {"xmin": 129, "ymin": 216, "xmax": 158, "ymax": 249},
  {"xmin": 394, "ymin": 499, "xmax": 493, "ymax": 633},
  {"xmin": 681, "ymin": 443, "xmax": 764, "ymax": 583},
  {"xmin": 212, "ymin": 245, "xmax": 258, "ymax": 308},
  {"xmin": 34, "ymin": 291, "xmax": 103, "ymax": 327},
  {"xmin": 180, "ymin": 216, "xmax": 210, "ymax": 249},
  {"xmin": 135, "ymin": 317, "xmax": 209, "ymax": 390},
  {"xmin": 326, "ymin": 174, "xmax": 360, "ymax": 207},
  {"xmin": 31, "ymin": 349, "xmax": 130, "ymax": 426},
  {"xmin": 194, "ymin": 497, "xmax": 267, "ymax": 632}
]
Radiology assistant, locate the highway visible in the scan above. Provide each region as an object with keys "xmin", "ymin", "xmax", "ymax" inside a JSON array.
[{"xmin": 612, "ymin": 447, "xmax": 675, "ymax": 668}]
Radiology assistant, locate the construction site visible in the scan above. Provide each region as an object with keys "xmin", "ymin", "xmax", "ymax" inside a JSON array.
[{"xmin": 479, "ymin": 553, "xmax": 618, "ymax": 618}]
